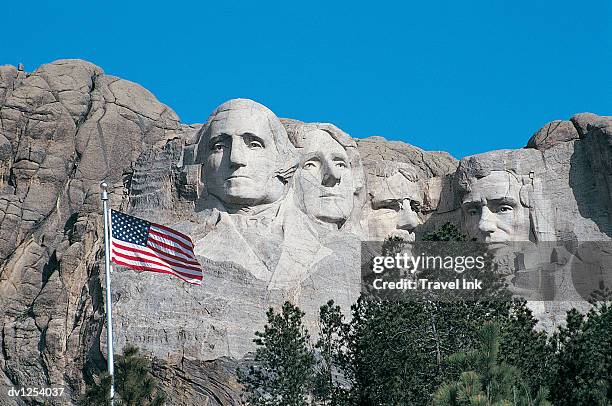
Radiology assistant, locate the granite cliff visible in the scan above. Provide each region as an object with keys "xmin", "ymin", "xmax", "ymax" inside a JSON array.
[{"xmin": 0, "ymin": 60, "xmax": 609, "ymax": 405}]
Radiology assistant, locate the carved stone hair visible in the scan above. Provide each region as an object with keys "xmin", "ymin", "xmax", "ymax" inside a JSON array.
[
  {"xmin": 456, "ymin": 151, "xmax": 529, "ymax": 205},
  {"xmin": 366, "ymin": 161, "xmax": 419, "ymax": 183}
]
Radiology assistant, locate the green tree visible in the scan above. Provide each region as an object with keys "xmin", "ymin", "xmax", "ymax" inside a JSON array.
[
  {"xmin": 422, "ymin": 222, "xmax": 468, "ymax": 242},
  {"xmin": 347, "ymin": 225, "xmax": 517, "ymax": 404},
  {"xmin": 417, "ymin": 222, "xmax": 509, "ymax": 302},
  {"xmin": 313, "ymin": 300, "xmax": 351, "ymax": 406},
  {"xmin": 497, "ymin": 299, "xmax": 554, "ymax": 398},
  {"xmin": 434, "ymin": 323, "xmax": 551, "ymax": 406},
  {"xmin": 80, "ymin": 345, "xmax": 165, "ymax": 406},
  {"xmin": 238, "ymin": 301, "xmax": 316, "ymax": 406},
  {"xmin": 344, "ymin": 298, "xmax": 521, "ymax": 405},
  {"xmin": 80, "ymin": 372, "xmax": 114, "ymax": 406},
  {"xmin": 548, "ymin": 302, "xmax": 612, "ymax": 405},
  {"xmin": 348, "ymin": 299, "xmax": 436, "ymax": 405}
]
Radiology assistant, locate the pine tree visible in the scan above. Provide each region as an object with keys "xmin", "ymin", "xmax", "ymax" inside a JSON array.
[
  {"xmin": 114, "ymin": 345, "xmax": 165, "ymax": 406},
  {"xmin": 347, "ymin": 299, "xmax": 435, "ymax": 405},
  {"xmin": 549, "ymin": 302, "xmax": 612, "ymax": 405},
  {"xmin": 347, "ymin": 225, "xmax": 515, "ymax": 404},
  {"xmin": 79, "ymin": 345, "xmax": 165, "ymax": 406},
  {"xmin": 238, "ymin": 301, "xmax": 315, "ymax": 406},
  {"xmin": 313, "ymin": 300, "xmax": 351, "ymax": 406},
  {"xmin": 417, "ymin": 222, "xmax": 509, "ymax": 302},
  {"xmin": 433, "ymin": 323, "xmax": 551, "ymax": 406},
  {"xmin": 497, "ymin": 299, "xmax": 554, "ymax": 398},
  {"xmin": 79, "ymin": 372, "xmax": 114, "ymax": 406},
  {"xmin": 422, "ymin": 222, "xmax": 468, "ymax": 242}
]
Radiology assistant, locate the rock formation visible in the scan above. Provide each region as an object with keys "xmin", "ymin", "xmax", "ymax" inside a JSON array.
[{"xmin": 0, "ymin": 59, "xmax": 609, "ymax": 405}]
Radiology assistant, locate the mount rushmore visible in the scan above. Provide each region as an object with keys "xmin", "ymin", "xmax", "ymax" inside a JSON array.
[{"xmin": 0, "ymin": 60, "xmax": 610, "ymax": 405}]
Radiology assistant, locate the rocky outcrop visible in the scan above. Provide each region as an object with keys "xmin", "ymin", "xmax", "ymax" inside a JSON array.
[
  {"xmin": 0, "ymin": 59, "xmax": 185, "ymax": 405},
  {"xmin": 0, "ymin": 59, "xmax": 609, "ymax": 406},
  {"xmin": 526, "ymin": 120, "xmax": 580, "ymax": 150},
  {"xmin": 574, "ymin": 114, "xmax": 612, "ymax": 231}
]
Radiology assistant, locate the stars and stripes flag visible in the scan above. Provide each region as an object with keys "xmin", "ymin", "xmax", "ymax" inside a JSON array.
[{"xmin": 110, "ymin": 210, "xmax": 203, "ymax": 285}]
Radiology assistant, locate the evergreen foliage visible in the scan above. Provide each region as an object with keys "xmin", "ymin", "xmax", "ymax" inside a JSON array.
[
  {"xmin": 79, "ymin": 371, "xmax": 113, "ymax": 406},
  {"xmin": 334, "ymin": 224, "xmax": 547, "ymax": 404},
  {"xmin": 433, "ymin": 322, "xmax": 551, "ymax": 406},
  {"xmin": 313, "ymin": 300, "xmax": 352, "ymax": 406},
  {"xmin": 80, "ymin": 345, "xmax": 165, "ymax": 406},
  {"xmin": 497, "ymin": 300, "xmax": 554, "ymax": 397},
  {"xmin": 548, "ymin": 302, "xmax": 612, "ymax": 405},
  {"xmin": 238, "ymin": 302, "xmax": 316, "ymax": 406},
  {"xmin": 422, "ymin": 222, "xmax": 469, "ymax": 242},
  {"xmin": 239, "ymin": 223, "xmax": 611, "ymax": 405},
  {"xmin": 242, "ymin": 299, "xmax": 612, "ymax": 405}
]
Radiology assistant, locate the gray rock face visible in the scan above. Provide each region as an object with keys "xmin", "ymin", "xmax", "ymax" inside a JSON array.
[
  {"xmin": 0, "ymin": 59, "xmax": 185, "ymax": 405},
  {"xmin": 0, "ymin": 59, "xmax": 609, "ymax": 405},
  {"xmin": 578, "ymin": 115, "xmax": 612, "ymax": 231},
  {"xmin": 526, "ymin": 120, "xmax": 580, "ymax": 150}
]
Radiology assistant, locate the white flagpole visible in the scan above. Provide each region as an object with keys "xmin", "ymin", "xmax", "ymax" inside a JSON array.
[{"xmin": 100, "ymin": 182, "xmax": 115, "ymax": 405}]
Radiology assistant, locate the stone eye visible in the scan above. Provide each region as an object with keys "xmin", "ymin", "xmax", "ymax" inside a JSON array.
[
  {"xmin": 335, "ymin": 161, "xmax": 347, "ymax": 168},
  {"xmin": 212, "ymin": 143, "xmax": 225, "ymax": 151},
  {"xmin": 249, "ymin": 140, "xmax": 263, "ymax": 149},
  {"xmin": 303, "ymin": 161, "xmax": 317, "ymax": 169},
  {"xmin": 467, "ymin": 207, "xmax": 480, "ymax": 216},
  {"xmin": 382, "ymin": 200, "xmax": 401, "ymax": 211},
  {"xmin": 497, "ymin": 205, "xmax": 513, "ymax": 213}
]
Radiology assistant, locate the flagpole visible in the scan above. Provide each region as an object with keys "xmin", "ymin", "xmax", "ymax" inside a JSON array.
[{"xmin": 100, "ymin": 182, "xmax": 115, "ymax": 405}]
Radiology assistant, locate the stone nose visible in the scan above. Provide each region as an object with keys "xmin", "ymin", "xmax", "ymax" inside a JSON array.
[
  {"xmin": 229, "ymin": 139, "xmax": 247, "ymax": 167},
  {"xmin": 321, "ymin": 161, "xmax": 342, "ymax": 187},
  {"xmin": 397, "ymin": 200, "xmax": 420, "ymax": 231},
  {"xmin": 477, "ymin": 206, "xmax": 497, "ymax": 236}
]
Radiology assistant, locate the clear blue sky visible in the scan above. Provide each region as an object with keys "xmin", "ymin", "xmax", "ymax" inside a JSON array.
[{"xmin": 3, "ymin": 1, "xmax": 610, "ymax": 158}]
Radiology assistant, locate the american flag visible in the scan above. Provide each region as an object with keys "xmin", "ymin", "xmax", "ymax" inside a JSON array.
[{"xmin": 110, "ymin": 210, "xmax": 203, "ymax": 285}]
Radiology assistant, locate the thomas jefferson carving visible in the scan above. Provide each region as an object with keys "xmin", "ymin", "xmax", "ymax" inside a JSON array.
[
  {"xmin": 285, "ymin": 122, "xmax": 365, "ymax": 233},
  {"xmin": 297, "ymin": 129, "xmax": 354, "ymax": 225}
]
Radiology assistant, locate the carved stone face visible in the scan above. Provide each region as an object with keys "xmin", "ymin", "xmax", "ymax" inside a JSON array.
[
  {"xmin": 296, "ymin": 129, "xmax": 355, "ymax": 225},
  {"xmin": 461, "ymin": 170, "xmax": 530, "ymax": 243},
  {"xmin": 202, "ymin": 108, "xmax": 285, "ymax": 206},
  {"xmin": 368, "ymin": 170, "xmax": 422, "ymax": 240}
]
